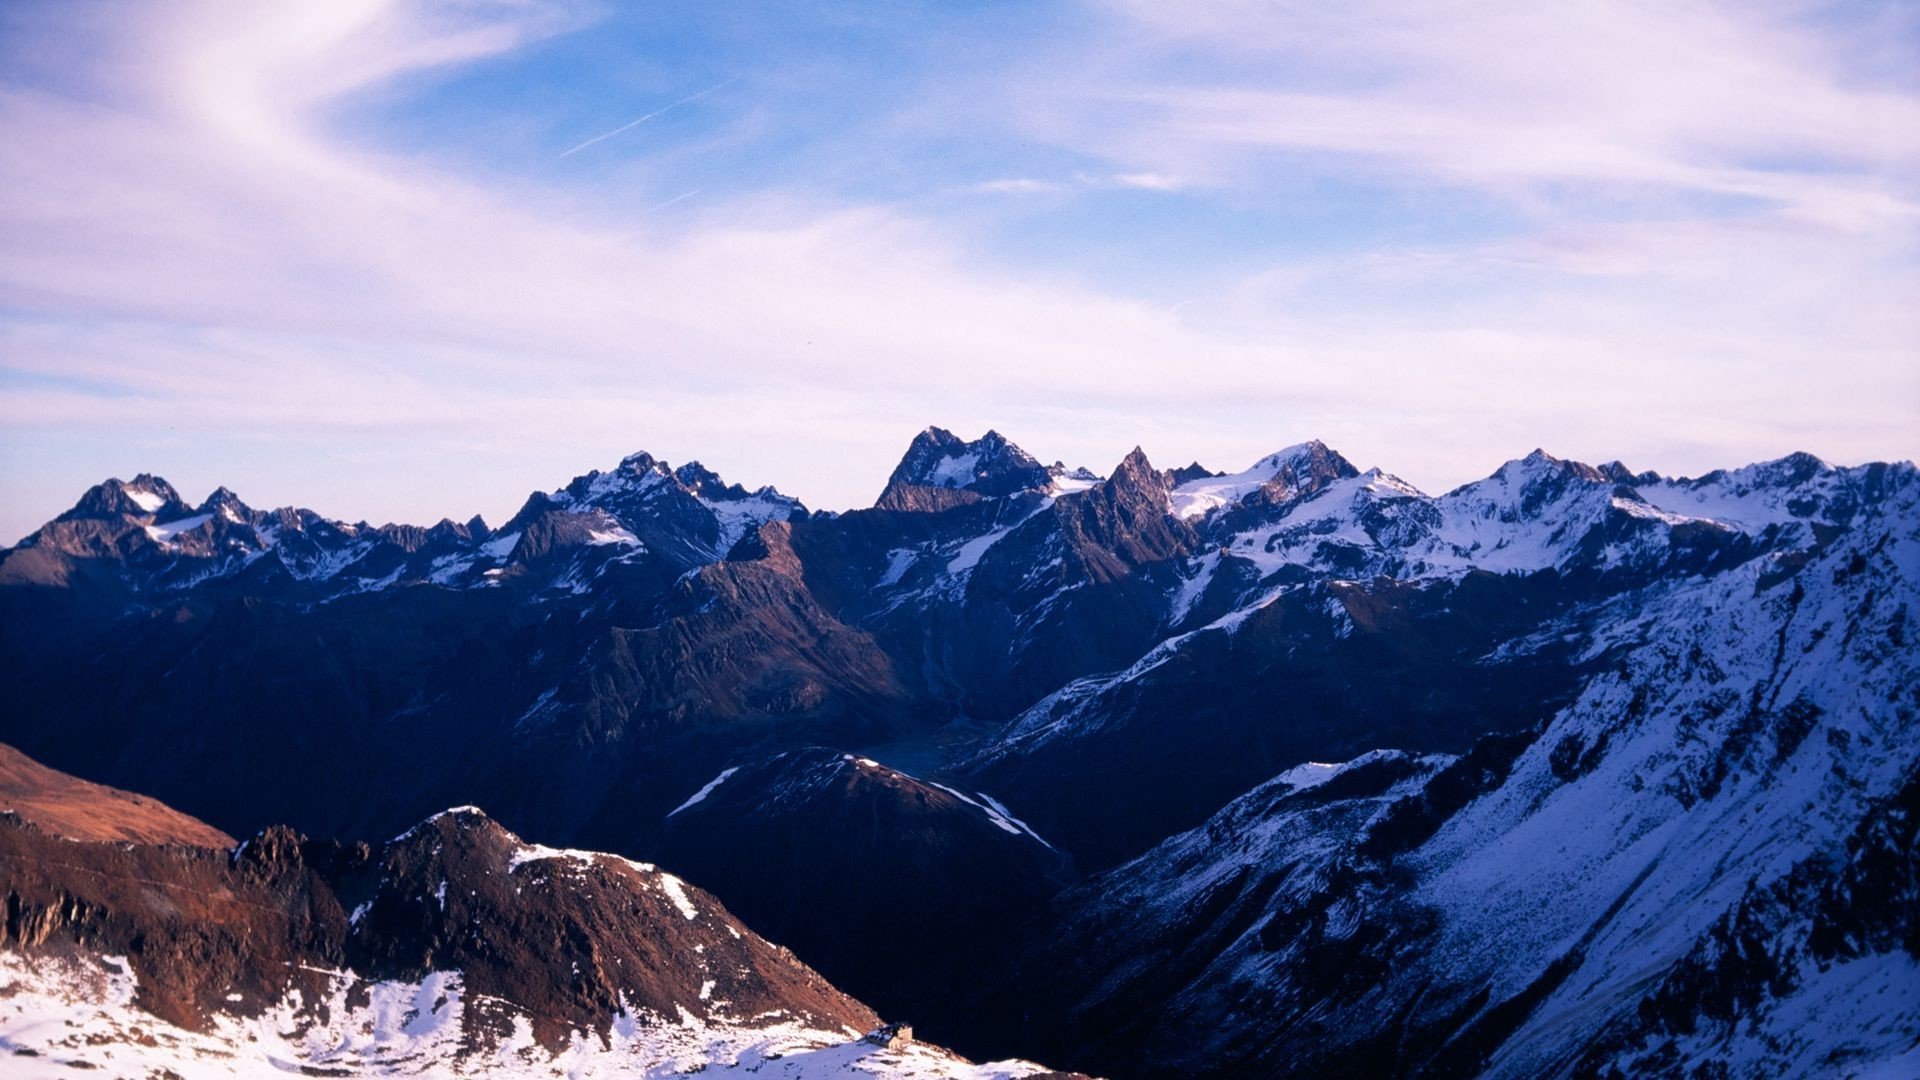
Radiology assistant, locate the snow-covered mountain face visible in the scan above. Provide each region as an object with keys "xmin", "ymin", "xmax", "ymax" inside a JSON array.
[
  {"xmin": 1167, "ymin": 438, "xmax": 1358, "ymax": 521},
  {"xmin": 958, "ymin": 444, "xmax": 1913, "ymax": 866},
  {"xmin": 0, "ymin": 451, "xmax": 804, "ymax": 603},
  {"xmin": 986, "ymin": 470, "xmax": 1920, "ymax": 1079},
  {"xmin": 3, "ymin": 428, "xmax": 1915, "ymax": 1077},
  {"xmin": 1172, "ymin": 444, "xmax": 1885, "ymax": 587}
]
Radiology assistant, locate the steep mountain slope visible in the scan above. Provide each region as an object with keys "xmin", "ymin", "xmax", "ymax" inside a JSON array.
[
  {"xmin": 0, "ymin": 742, "xmax": 235, "ymax": 847},
  {"xmin": 785, "ymin": 440, "xmax": 1203, "ymax": 723},
  {"xmin": 0, "ymin": 454, "xmax": 888, "ymax": 848},
  {"xmin": 0, "ymin": 749, "xmax": 1068, "ymax": 1078},
  {"xmin": 962, "ymin": 448, "xmax": 1909, "ymax": 868},
  {"xmin": 877, "ymin": 427, "xmax": 1056, "ymax": 511},
  {"xmin": 658, "ymin": 748, "xmax": 1069, "ymax": 1044},
  {"xmin": 976, "ymin": 468, "xmax": 1920, "ymax": 1077},
  {"xmin": 476, "ymin": 521, "xmax": 928, "ymax": 856},
  {"xmin": 3, "ymin": 428, "xmax": 1915, "ymax": 1076},
  {"xmin": 962, "ymin": 569, "xmax": 1589, "ymax": 868},
  {"xmin": 0, "ymin": 429, "xmax": 1220, "ymax": 851}
]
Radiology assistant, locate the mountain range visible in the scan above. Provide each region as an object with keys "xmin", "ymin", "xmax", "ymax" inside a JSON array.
[{"xmin": 3, "ymin": 426, "xmax": 1915, "ymax": 1077}]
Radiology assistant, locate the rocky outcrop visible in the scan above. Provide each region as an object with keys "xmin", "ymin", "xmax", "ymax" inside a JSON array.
[
  {"xmin": 0, "ymin": 802, "xmax": 872, "ymax": 1041},
  {"xmin": 1048, "ymin": 448, "xmax": 1196, "ymax": 584},
  {"xmin": 3, "ymin": 433, "xmax": 1915, "ymax": 1078},
  {"xmin": 876, "ymin": 428, "xmax": 1052, "ymax": 510},
  {"xmin": 0, "ymin": 753, "xmax": 1082, "ymax": 1077}
]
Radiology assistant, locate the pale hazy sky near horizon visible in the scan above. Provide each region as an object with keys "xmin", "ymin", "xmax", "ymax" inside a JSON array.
[{"xmin": 2, "ymin": 0, "xmax": 1916, "ymax": 541}]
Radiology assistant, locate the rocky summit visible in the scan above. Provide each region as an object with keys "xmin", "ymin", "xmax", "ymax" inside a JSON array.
[{"xmin": 3, "ymin": 426, "xmax": 1916, "ymax": 1078}]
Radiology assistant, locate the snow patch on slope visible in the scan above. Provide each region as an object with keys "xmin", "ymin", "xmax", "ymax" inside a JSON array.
[
  {"xmin": 926, "ymin": 452, "xmax": 983, "ymax": 490},
  {"xmin": 0, "ymin": 951, "xmax": 1052, "ymax": 1078},
  {"xmin": 143, "ymin": 513, "xmax": 214, "ymax": 544},
  {"xmin": 659, "ymin": 873, "xmax": 701, "ymax": 921},
  {"xmin": 701, "ymin": 491, "xmax": 801, "ymax": 554},
  {"xmin": 1171, "ymin": 442, "xmax": 1336, "ymax": 520},
  {"xmin": 670, "ymin": 767, "xmax": 741, "ymax": 817}
]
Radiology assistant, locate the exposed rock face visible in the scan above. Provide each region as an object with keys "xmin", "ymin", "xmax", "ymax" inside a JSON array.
[
  {"xmin": 3, "ymin": 431, "xmax": 1916, "ymax": 1077},
  {"xmin": 791, "ymin": 442, "xmax": 1206, "ymax": 724},
  {"xmin": 0, "ymin": 755, "xmax": 1069, "ymax": 1076},
  {"xmin": 0, "ymin": 457, "xmax": 855, "ymax": 853},
  {"xmin": 876, "ymin": 428, "xmax": 1052, "ymax": 511},
  {"xmin": 494, "ymin": 525, "xmax": 928, "ymax": 855},
  {"xmin": 0, "ymin": 801, "xmax": 869, "ymax": 1041},
  {"xmin": 356, "ymin": 809, "xmax": 877, "ymax": 1045},
  {"xmin": 56, "ymin": 473, "xmax": 189, "ymax": 524},
  {"xmin": 1165, "ymin": 461, "xmax": 1220, "ymax": 486}
]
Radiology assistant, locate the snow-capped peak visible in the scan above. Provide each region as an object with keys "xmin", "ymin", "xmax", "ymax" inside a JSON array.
[
  {"xmin": 494, "ymin": 451, "xmax": 805, "ymax": 565},
  {"xmin": 196, "ymin": 486, "xmax": 255, "ymax": 523},
  {"xmin": 903, "ymin": 428, "xmax": 1043, "ymax": 487},
  {"xmin": 1474, "ymin": 448, "xmax": 1588, "ymax": 487},
  {"xmin": 543, "ymin": 452, "xmax": 795, "ymax": 514},
  {"xmin": 57, "ymin": 474, "xmax": 188, "ymax": 522},
  {"xmin": 877, "ymin": 426, "xmax": 1053, "ymax": 508},
  {"xmin": 1355, "ymin": 466, "xmax": 1428, "ymax": 499},
  {"xmin": 618, "ymin": 449, "xmax": 665, "ymax": 472},
  {"xmin": 1168, "ymin": 439, "xmax": 1357, "ymax": 519},
  {"xmin": 1047, "ymin": 462, "xmax": 1103, "ymax": 495}
]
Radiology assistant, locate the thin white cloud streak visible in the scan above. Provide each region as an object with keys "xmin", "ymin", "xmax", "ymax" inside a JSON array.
[
  {"xmin": 558, "ymin": 77, "xmax": 739, "ymax": 158},
  {"xmin": 1044, "ymin": 1, "xmax": 1920, "ymax": 225},
  {"xmin": 975, "ymin": 177, "xmax": 1065, "ymax": 194},
  {"xmin": 0, "ymin": 0, "xmax": 1914, "ymax": 540},
  {"xmin": 1102, "ymin": 86, "xmax": 1918, "ymax": 229},
  {"xmin": 1112, "ymin": 172, "xmax": 1189, "ymax": 191},
  {"xmin": 641, "ymin": 189, "xmax": 702, "ymax": 214},
  {"xmin": 971, "ymin": 171, "xmax": 1198, "ymax": 195}
]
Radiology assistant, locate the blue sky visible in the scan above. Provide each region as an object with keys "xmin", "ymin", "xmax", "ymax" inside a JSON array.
[{"xmin": 1, "ymin": 0, "xmax": 1916, "ymax": 540}]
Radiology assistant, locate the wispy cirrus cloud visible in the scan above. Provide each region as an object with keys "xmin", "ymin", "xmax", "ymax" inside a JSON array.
[
  {"xmin": 0, "ymin": 1, "xmax": 1270, "ymax": 532},
  {"xmin": 0, "ymin": 0, "xmax": 1913, "ymax": 542},
  {"xmin": 1061, "ymin": 0, "xmax": 1920, "ymax": 222}
]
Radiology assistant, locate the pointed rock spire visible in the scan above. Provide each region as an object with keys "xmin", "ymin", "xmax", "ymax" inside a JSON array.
[
  {"xmin": 1167, "ymin": 462, "xmax": 1220, "ymax": 486},
  {"xmin": 58, "ymin": 474, "xmax": 187, "ymax": 522},
  {"xmin": 876, "ymin": 426, "xmax": 1051, "ymax": 510},
  {"xmin": 197, "ymin": 485, "xmax": 254, "ymax": 520}
]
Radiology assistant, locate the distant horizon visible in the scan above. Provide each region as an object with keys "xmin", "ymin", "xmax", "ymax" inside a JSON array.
[
  {"xmin": 14, "ymin": 426, "xmax": 1911, "ymax": 545},
  {"xmin": 4, "ymin": 1, "xmax": 1916, "ymax": 546}
]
